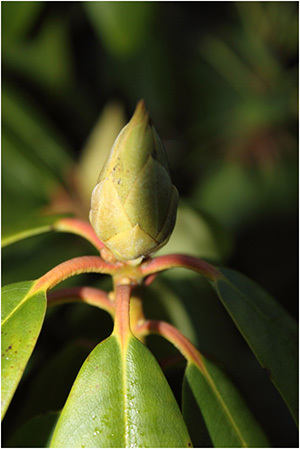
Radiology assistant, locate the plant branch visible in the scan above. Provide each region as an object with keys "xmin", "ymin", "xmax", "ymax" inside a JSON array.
[
  {"xmin": 47, "ymin": 286, "xmax": 114, "ymax": 316},
  {"xmin": 134, "ymin": 319, "xmax": 205, "ymax": 371},
  {"xmin": 53, "ymin": 217, "xmax": 105, "ymax": 252},
  {"xmin": 32, "ymin": 256, "xmax": 120, "ymax": 293},
  {"xmin": 140, "ymin": 254, "xmax": 222, "ymax": 282}
]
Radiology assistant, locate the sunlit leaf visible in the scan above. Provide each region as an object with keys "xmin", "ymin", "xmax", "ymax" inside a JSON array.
[
  {"xmin": 215, "ymin": 268, "xmax": 298, "ymax": 424},
  {"xmin": 1, "ymin": 281, "xmax": 47, "ymax": 419},
  {"xmin": 50, "ymin": 334, "xmax": 192, "ymax": 447},
  {"xmin": 183, "ymin": 359, "xmax": 269, "ymax": 447}
]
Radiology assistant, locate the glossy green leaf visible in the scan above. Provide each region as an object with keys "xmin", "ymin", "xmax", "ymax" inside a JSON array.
[
  {"xmin": 5, "ymin": 412, "xmax": 59, "ymax": 448},
  {"xmin": 2, "ymin": 214, "xmax": 69, "ymax": 247},
  {"xmin": 1, "ymin": 281, "xmax": 47, "ymax": 420},
  {"xmin": 183, "ymin": 359, "xmax": 269, "ymax": 447},
  {"xmin": 215, "ymin": 268, "xmax": 298, "ymax": 424},
  {"xmin": 50, "ymin": 334, "xmax": 192, "ymax": 448}
]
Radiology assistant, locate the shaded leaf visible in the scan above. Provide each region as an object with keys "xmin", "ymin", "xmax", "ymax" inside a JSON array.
[
  {"xmin": 195, "ymin": 161, "xmax": 298, "ymax": 229},
  {"xmin": 182, "ymin": 369, "xmax": 212, "ymax": 448},
  {"xmin": 84, "ymin": 2, "xmax": 156, "ymax": 57},
  {"xmin": 76, "ymin": 101, "xmax": 126, "ymax": 205},
  {"xmin": 183, "ymin": 359, "xmax": 269, "ymax": 447},
  {"xmin": 2, "ymin": 85, "xmax": 73, "ymax": 226},
  {"xmin": 144, "ymin": 279, "xmax": 198, "ymax": 345},
  {"xmin": 1, "ymin": 281, "xmax": 47, "ymax": 420},
  {"xmin": 51, "ymin": 334, "xmax": 192, "ymax": 448},
  {"xmin": 5, "ymin": 411, "xmax": 59, "ymax": 448},
  {"xmin": 2, "ymin": 214, "xmax": 69, "ymax": 247},
  {"xmin": 157, "ymin": 203, "xmax": 233, "ymax": 263},
  {"xmin": 215, "ymin": 268, "xmax": 298, "ymax": 424},
  {"xmin": 19, "ymin": 341, "xmax": 92, "ymax": 421},
  {"xmin": 2, "ymin": 86, "xmax": 72, "ymax": 187},
  {"xmin": 2, "ymin": 129, "xmax": 54, "ymax": 223},
  {"xmin": 2, "ymin": 1, "xmax": 43, "ymax": 42},
  {"xmin": 4, "ymin": 16, "xmax": 73, "ymax": 92}
]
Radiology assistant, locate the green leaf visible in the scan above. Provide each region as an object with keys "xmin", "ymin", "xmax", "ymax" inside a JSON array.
[
  {"xmin": 50, "ymin": 334, "xmax": 192, "ymax": 448},
  {"xmin": 5, "ymin": 412, "xmax": 59, "ymax": 448},
  {"xmin": 2, "ymin": 213, "xmax": 69, "ymax": 247},
  {"xmin": 157, "ymin": 204, "xmax": 233, "ymax": 263},
  {"xmin": 4, "ymin": 15, "xmax": 73, "ymax": 92},
  {"xmin": 195, "ymin": 161, "xmax": 298, "ymax": 229},
  {"xmin": 77, "ymin": 101, "xmax": 126, "ymax": 204},
  {"xmin": 20, "ymin": 341, "xmax": 92, "ymax": 420},
  {"xmin": 215, "ymin": 268, "xmax": 298, "ymax": 424},
  {"xmin": 2, "ymin": 85, "xmax": 72, "ymax": 226},
  {"xmin": 181, "ymin": 367, "xmax": 212, "ymax": 448},
  {"xmin": 2, "ymin": 1, "xmax": 43, "ymax": 42},
  {"xmin": 84, "ymin": 2, "xmax": 156, "ymax": 57},
  {"xmin": 2, "ymin": 86, "xmax": 72, "ymax": 194},
  {"xmin": 183, "ymin": 359, "xmax": 269, "ymax": 448},
  {"xmin": 1, "ymin": 281, "xmax": 47, "ymax": 420}
]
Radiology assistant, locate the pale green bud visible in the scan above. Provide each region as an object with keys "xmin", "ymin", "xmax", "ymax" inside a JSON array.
[{"xmin": 89, "ymin": 99, "xmax": 178, "ymax": 262}]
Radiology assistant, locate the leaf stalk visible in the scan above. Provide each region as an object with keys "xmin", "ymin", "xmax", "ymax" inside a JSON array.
[
  {"xmin": 134, "ymin": 319, "xmax": 205, "ymax": 371},
  {"xmin": 47, "ymin": 286, "xmax": 114, "ymax": 316}
]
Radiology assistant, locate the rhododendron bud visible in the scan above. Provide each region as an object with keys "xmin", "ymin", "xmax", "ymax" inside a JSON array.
[{"xmin": 89, "ymin": 99, "xmax": 178, "ymax": 262}]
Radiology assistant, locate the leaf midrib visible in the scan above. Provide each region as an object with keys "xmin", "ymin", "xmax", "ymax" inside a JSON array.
[
  {"xmin": 192, "ymin": 362, "xmax": 248, "ymax": 448},
  {"xmin": 1, "ymin": 285, "xmax": 36, "ymax": 326},
  {"xmin": 217, "ymin": 277, "xmax": 297, "ymax": 360}
]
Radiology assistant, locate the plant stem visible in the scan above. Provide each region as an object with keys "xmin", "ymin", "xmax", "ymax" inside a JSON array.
[
  {"xmin": 140, "ymin": 254, "xmax": 222, "ymax": 282},
  {"xmin": 32, "ymin": 256, "xmax": 120, "ymax": 293},
  {"xmin": 47, "ymin": 286, "xmax": 114, "ymax": 316},
  {"xmin": 134, "ymin": 319, "xmax": 205, "ymax": 371},
  {"xmin": 54, "ymin": 217, "xmax": 105, "ymax": 252},
  {"xmin": 113, "ymin": 283, "xmax": 133, "ymax": 346}
]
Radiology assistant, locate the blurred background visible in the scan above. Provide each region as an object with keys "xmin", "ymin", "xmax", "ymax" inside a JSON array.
[{"xmin": 2, "ymin": 2, "xmax": 298, "ymax": 447}]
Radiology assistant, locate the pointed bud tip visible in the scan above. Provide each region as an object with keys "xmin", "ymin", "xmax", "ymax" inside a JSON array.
[{"xmin": 130, "ymin": 99, "xmax": 149, "ymax": 126}]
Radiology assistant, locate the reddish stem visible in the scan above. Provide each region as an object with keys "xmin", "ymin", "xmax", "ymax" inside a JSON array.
[
  {"xmin": 32, "ymin": 256, "xmax": 119, "ymax": 293},
  {"xmin": 54, "ymin": 217, "xmax": 105, "ymax": 252},
  {"xmin": 140, "ymin": 254, "xmax": 222, "ymax": 282},
  {"xmin": 113, "ymin": 283, "xmax": 133, "ymax": 347},
  {"xmin": 134, "ymin": 319, "xmax": 205, "ymax": 371},
  {"xmin": 143, "ymin": 273, "xmax": 158, "ymax": 286},
  {"xmin": 47, "ymin": 286, "xmax": 114, "ymax": 316}
]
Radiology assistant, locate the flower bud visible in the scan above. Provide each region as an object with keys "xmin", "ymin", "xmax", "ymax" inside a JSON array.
[{"xmin": 89, "ymin": 99, "xmax": 178, "ymax": 262}]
